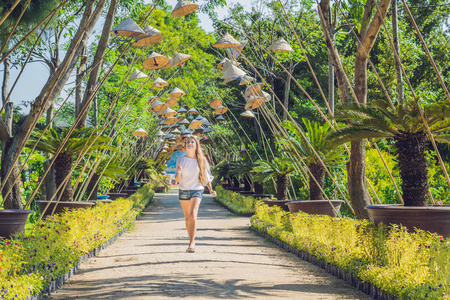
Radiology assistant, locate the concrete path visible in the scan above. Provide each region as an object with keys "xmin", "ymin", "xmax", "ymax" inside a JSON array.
[{"xmin": 48, "ymin": 189, "xmax": 370, "ymax": 299}]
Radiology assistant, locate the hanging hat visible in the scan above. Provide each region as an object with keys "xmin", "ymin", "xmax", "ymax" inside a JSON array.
[
  {"xmin": 195, "ymin": 114, "xmax": 204, "ymax": 120},
  {"xmin": 164, "ymin": 133, "xmax": 173, "ymax": 139},
  {"xmin": 169, "ymin": 87, "xmax": 186, "ymax": 98},
  {"xmin": 245, "ymin": 96, "xmax": 265, "ymax": 110},
  {"xmin": 155, "ymin": 104, "xmax": 169, "ymax": 115},
  {"xmin": 267, "ymin": 38, "xmax": 294, "ymax": 52},
  {"xmin": 221, "ymin": 59, "xmax": 241, "ymax": 73},
  {"xmin": 223, "ymin": 77, "xmax": 236, "ymax": 84},
  {"xmin": 213, "ymin": 32, "xmax": 241, "ymax": 48},
  {"xmin": 201, "ymin": 138, "xmax": 212, "ymax": 145},
  {"xmin": 171, "ymin": 128, "xmax": 181, "ymax": 135},
  {"xmin": 133, "ymin": 128, "xmax": 148, "ymax": 137},
  {"xmin": 214, "ymin": 106, "xmax": 228, "ymax": 115},
  {"xmin": 216, "ymin": 115, "xmax": 226, "ymax": 122},
  {"xmin": 158, "ymin": 119, "xmax": 165, "ymax": 125},
  {"xmin": 217, "ymin": 58, "xmax": 229, "ymax": 70},
  {"xmin": 164, "ymin": 117, "xmax": 178, "ymax": 125},
  {"xmin": 128, "ymin": 69, "xmax": 147, "ymax": 81},
  {"xmin": 239, "ymin": 75, "xmax": 254, "ymax": 85},
  {"xmin": 188, "ymin": 119, "xmax": 202, "ymax": 129},
  {"xmin": 200, "ymin": 118, "xmax": 211, "ymax": 126},
  {"xmin": 194, "ymin": 126, "xmax": 204, "ymax": 134},
  {"xmin": 187, "ymin": 108, "xmax": 199, "ymax": 114},
  {"xmin": 177, "ymin": 107, "xmax": 187, "ymax": 113},
  {"xmin": 157, "ymin": 129, "xmax": 165, "ymax": 137},
  {"xmin": 179, "ymin": 119, "xmax": 190, "ymax": 125},
  {"xmin": 168, "ymin": 52, "xmax": 192, "ymax": 68},
  {"xmin": 143, "ymin": 52, "xmax": 169, "ymax": 70},
  {"xmin": 110, "ymin": 18, "xmax": 146, "ymax": 38},
  {"xmin": 171, "ymin": 0, "xmax": 199, "ymax": 17},
  {"xmin": 163, "ymin": 145, "xmax": 169, "ymax": 150},
  {"xmin": 209, "ymin": 99, "xmax": 222, "ymax": 109},
  {"xmin": 231, "ymin": 40, "xmax": 248, "ymax": 57},
  {"xmin": 161, "ymin": 125, "xmax": 169, "ymax": 131},
  {"xmin": 262, "ymin": 91, "xmax": 271, "ymax": 102},
  {"xmin": 240, "ymin": 147, "xmax": 248, "ymax": 155},
  {"xmin": 162, "ymin": 108, "xmax": 177, "ymax": 118},
  {"xmin": 150, "ymin": 100, "xmax": 165, "ymax": 112},
  {"xmin": 132, "ymin": 25, "xmax": 164, "ymax": 47},
  {"xmin": 148, "ymin": 96, "xmax": 160, "ymax": 106},
  {"xmin": 244, "ymin": 84, "xmax": 264, "ymax": 99},
  {"xmin": 241, "ymin": 110, "xmax": 255, "ymax": 118},
  {"xmin": 222, "ymin": 65, "xmax": 246, "ymax": 79},
  {"xmin": 166, "ymin": 98, "xmax": 178, "ymax": 107},
  {"xmin": 176, "ymin": 114, "xmax": 186, "ymax": 121},
  {"xmin": 151, "ymin": 77, "xmax": 168, "ymax": 88},
  {"xmin": 203, "ymin": 127, "xmax": 212, "ymax": 134}
]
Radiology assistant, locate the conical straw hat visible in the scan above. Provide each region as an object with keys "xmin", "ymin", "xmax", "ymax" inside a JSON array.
[
  {"xmin": 128, "ymin": 69, "xmax": 147, "ymax": 81},
  {"xmin": 223, "ymin": 77, "xmax": 235, "ymax": 84},
  {"xmin": 168, "ymin": 52, "xmax": 192, "ymax": 68},
  {"xmin": 151, "ymin": 77, "xmax": 168, "ymax": 88},
  {"xmin": 209, "ymin": 99, "xmax": 222, "ymax": 109},
  {"xmin": 162, "ymin": 108, "xmax": 177, "ymax": 118},
  {"xmin": 203, "ymin": 127, "xmax": 212, "ymax": 133},
  {"xmin": 164, "ymin": 117, "xmax": 178, "ymax": 125},
  {"xmin": 176, "ymin": 114, "xmax": 186, "ymax": 122},
  {"xmin": 166, "ymin": 98, "xmax": 178, "ymax": 107},
  {"xmin": 240, "ymin": 147, "xmax": 248, "ymax": 155},
  {"xmin": 195, "ymin": 114, "xmax": 204, "ymax": 120},
  {"xmin": 194, "ymin": 126, "xmax": 204, "ymax": 134},
  {"xmin": 213, "ymin": 32, "xmax": 241, "ymax": 48},
  {"xmin": 143, "ymin": 52, "xmax": 169, "ymax": 70},
  {"xmin": 169, "ymin": 87, "xmax": 186, "ymax": 98},
  {"xmin": 244, "ymin": 84, "xmax": 263, "ymax": 99},
  {"xmin": 241, "ymin": 110, "xmax": 255, "ymax": 118},
  {"xmin": 216, "ymin": 115, "xmax": 226, "ymax": 121},
  {"xmin": 171, "ymin": 128, "xmax": 181, "ymax": 135},
  {"xmin": 214, "ymin": 105, "xmax": 228, "ymax": 115},
  {"xmin": 179, "ymin": 119, "xmax": 190, "ymax": 125},
  {"xmin": 155, "ymin": 104, "xmax": 169, "ymax": 115},
  {"xmin": 239, "ymin": 75, "xmax": 253, "ymax": 85},
  {"xmin": 268, "ymin": 38, "xmax": 294, "ymax": 52},
  {"xmin": 150, "ymin": 100, "xmax": 164, "ymax": 112},
  {"xmin": 201, "ymin": 118, "xmax": 211, "ymax": 126},
  {"xmin": 221, "ymin": 59, "xmax": 240, "ymax": 73},
  {"xmin": 187, "ymin": 108, "xmax": 199, "ymax": 114},
  {"xmin": 245, "ymin": 96, "xmax": 265, "ymax": 110},
  {"xmin": 177, "ymin": 107, "xmax": 187, "ymax": 113},
  {"xmin": 148, "ymin": 96, "xmax": 160, "ymax": 106},
  {"xmin": 133, "ymin": 128, "xmax": 148, "ymax": 137},
  {"xmin": 161, "ymin": 125, "xmax": 169, "ymax": 131},
  {"xmin": 157, "ymin": 129, "xmax": 165, "ymax": 137},
  {"xmin": 171, "ymin": 0, "xmax": 199, "ymax": 17},
  {"xmin": 262, "ymin": 91, "xmax": 271, "ymax": 102},
  {"xmin": 132, "ymin": 25, "xmax": 164, "ymax": 47},
  {"xmin": 222, "ymin": 65, "xmax": 246, "ymax": 79},
  {"xmin": 201, "ymin": 138, "xmax": 212, "ymax": 144},
  {"xmin": 217, "ymin": 58, "xmax": 229, "ymax": 70},
  {"xmin": 158, "ymin": 119, "xmax": 165, "ymax": 125},
  {"xmin": 188, "ymin": 119, "xmax": 202, "ymax": 129},
  {"xmin": 231, "ymin": 40, "xmax": 248, "ymax": 57},
  {"xmin": 110, "ymin": 18, "xmax": 146, "ymax": 38}
]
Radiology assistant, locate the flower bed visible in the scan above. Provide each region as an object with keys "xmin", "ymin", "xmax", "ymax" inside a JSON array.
[
  {"xmin": 0, "ymin": 183, "xmax": 155, "ymax": 300},
  {"xmin": 214, "ymin": 186, "xmax": 256, "ymax": 216},
  {"xmin": 251, "ymin": 202, "xmax": 450, "ymax": 300}
]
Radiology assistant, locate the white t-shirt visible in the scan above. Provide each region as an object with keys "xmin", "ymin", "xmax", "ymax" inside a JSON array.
[{"xmin": 176, "ymin": 155, "xmax": 214, "ymax": 190}]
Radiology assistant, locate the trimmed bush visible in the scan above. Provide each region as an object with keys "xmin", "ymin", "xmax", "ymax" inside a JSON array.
[
  {"xmin": 214, "ymin": 186, "xmax": 257, "ymax": 215},
  {"xmin": 0, "ymin": 183, "xmax": 155, "ymax": 300},
  {"xmin": 251, "ymin": 202, "xmax": 450, "ymax": 299}
]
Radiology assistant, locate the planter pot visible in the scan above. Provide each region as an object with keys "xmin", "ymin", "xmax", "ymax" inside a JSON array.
[
  {"xmin": 263, "ymin": 199, "xmax": 290, "ymax": 211},
  {"xmin": 365, "ymin": 204, "xmax": 450, "ymax": 237},
  {"xmin": 286, "ymin": 200, "xmax": 344, "ymax": 217},
  {"xmin": 36, "ymin": 201, "xmax": 95, "ymax": 217},
  {"xmin": 0, "ymin": 209, "xmax": 33, "ymax": 238},
  {"xmin": 107, "ymin": 193, "xmax": 128, "ymax": 200}
]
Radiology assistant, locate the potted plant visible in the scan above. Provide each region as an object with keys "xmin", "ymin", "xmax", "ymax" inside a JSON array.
[
  {"xmin": 251, "ymin": 156, "xmax": 296, "ymax": 211},
  {"xmin": 330, "ymin": 98, "xmax": 450, "ymax": 236},
  {"xmin": 279, "ymin": 119, "xmax": 346, "ymax": 216},
  {"xmin": 27, "ymin": 127, "xmax": 115, "ymax": 216}
]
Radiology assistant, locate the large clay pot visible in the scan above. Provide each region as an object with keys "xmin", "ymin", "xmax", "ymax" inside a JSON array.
[
  {"xmin": 263, "ymin": 199, "xmax": 290, "ymax": 211},
  {"xmin": 365, "ymin": 204, "xmax": 450, "ymax": 238},
  {"xmin": 0, "ymin": 209, "xmax": 33, "ymax": 238},
  {"xmin": 286, "ymin": 200, "xmax": 344, "ymax": 217},
  {"xmin": 107, "ymin": 193, "xmax": 128, "ymax": 200},
  {"xmin": 36, "ymin": 201, "xmax": 95, "ymax": 217}
]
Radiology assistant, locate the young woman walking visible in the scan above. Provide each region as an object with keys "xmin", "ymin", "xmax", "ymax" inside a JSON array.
[{"xmin": 174, "ymin": 135, "xmax": 216, "ymax": 253}]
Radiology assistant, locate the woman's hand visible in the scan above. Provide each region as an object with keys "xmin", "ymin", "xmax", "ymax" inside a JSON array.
[
  {"xmin": 210, "ymin": 190, "xmax": 217, "ymax": 197},
  {"xmin": 177, "ymin": 166, "xmax": 182, "ymax": 173}
]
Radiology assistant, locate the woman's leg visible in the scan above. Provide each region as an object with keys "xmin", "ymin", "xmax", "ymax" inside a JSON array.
[
  {"xmin": 180, "ymin": 200, "xmax": 192, "ymax": 239},
  {"xmin": 187, "ymin": 197, "xmax": 202, "ymax": 248}
]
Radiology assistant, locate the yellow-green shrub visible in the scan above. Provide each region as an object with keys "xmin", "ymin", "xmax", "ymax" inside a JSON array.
[{"xmin": 215, "ymin": 186, "xmax": 257, "ymax": 214}]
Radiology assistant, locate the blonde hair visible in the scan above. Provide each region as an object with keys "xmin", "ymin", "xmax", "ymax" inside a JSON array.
[{"xmin": 184, "ymin": 135, "xmax": 208, "ymax": 185}]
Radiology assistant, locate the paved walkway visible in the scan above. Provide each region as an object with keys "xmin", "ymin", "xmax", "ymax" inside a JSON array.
[{"xmin": 48, "ymin": 189, "xmax": 370, "ymax": 299}]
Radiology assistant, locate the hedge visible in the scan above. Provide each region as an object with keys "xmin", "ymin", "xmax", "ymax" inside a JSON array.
[{"xmin": 0, "ymin": 183, "xmax": 155, "ymax": 300}]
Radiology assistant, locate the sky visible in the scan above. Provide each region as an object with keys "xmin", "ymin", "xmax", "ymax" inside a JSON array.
[{"xmin": 0, "ymin": 0, "xmax": 251, "ymax": 114}]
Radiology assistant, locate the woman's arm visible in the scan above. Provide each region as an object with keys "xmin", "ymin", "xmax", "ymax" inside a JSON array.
[
  {"xmin": 174, "ymin": 165, "xmax": 182, "ymax": 182},
  {"xmin": 206, "ymin": 182, "xmax": 217, "ymax": 197}
]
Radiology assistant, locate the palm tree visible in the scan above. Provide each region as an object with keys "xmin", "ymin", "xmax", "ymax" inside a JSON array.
[
  {"xmin": 279, "ymin": 119, "xmax": 347, "ymax": 200},
  {"xmin": 27, "ymin": 127, "xmax": 115, "ymax": 201},
  {"xmin": 330, "ymin": 98, "xmax": 450, "ymax": 206},
  {"xmin": 251, "ymin": 157, "xmax": 296, "ymax": 200}
]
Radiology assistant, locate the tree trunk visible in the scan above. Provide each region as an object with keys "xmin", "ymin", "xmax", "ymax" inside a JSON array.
[
  {"xmin": 2, "ymin": 56, "xmax": 10, "ymax": 105},
  {"xmin": 243, "ymin": 174, "xmax": 251, "ymax": 191},
  {"xmin": 276, "ymin": 175, "xmax": 288, "ymax": 200},
  {"xmin": 87, "ymin": 173, "xmax": 100, "ymax": 200},
  {"xmin": 309, "ymin": 163, "xmax": 325, "ymax": 200},
  {"xmin": 328, "ymin": 54, "xmax": 335, "ymax": 114},
  {"xmin": 1, "ymin": 137, "xmax": 22, "ymax": 209},
  {"xmin": 391, "ymin": 0, "xmax": 404, "ymax": 104},
  {"xmin": 44, "ymin": 159, "xmax": 56, "ymax": 201},
  {"xmin": 54, "ymin": 153, "xmax": 74, "ymax": 202},
  {"xmin": 46, "ymin": 103, "xmax": 54, "ymax": 129},
  {"xmin": 75, "ymin": 50, "xmax": 86, "ymax": 116},
  {"xmin": 395, "ymin": 132, "xmax": 428, "ymax": 206}
]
